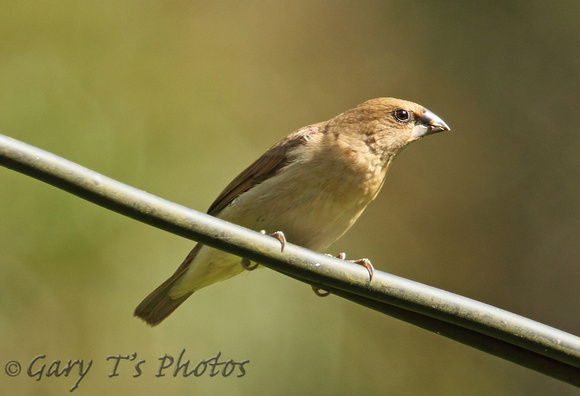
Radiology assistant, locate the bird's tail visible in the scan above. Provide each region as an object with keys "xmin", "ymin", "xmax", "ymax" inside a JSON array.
[{"xmin": 134, "ymin": 244, "xmax": 202, "ymax": 326}]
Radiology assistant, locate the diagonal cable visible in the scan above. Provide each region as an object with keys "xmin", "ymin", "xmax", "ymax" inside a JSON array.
[{"xmin": 0, "ymin": 133, "xmax": 579, "ymax": 386}]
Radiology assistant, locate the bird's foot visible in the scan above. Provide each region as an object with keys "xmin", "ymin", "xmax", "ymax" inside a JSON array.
[
  {"xmin": 330, "ymin": 252, "xmax": 375, "ymax": 281},
  {"xmin": 241, "ymin": 258, "xmax": 259, "ymax": 271},
  {"xmin": 312, "ymin": 286, "xmax": 331, "ymax": 297},
  {"xmin": 241, "ymin": 230, "xmax": 286, "ymax": 271},
  {"xmin": 311, "ymin": 252, "xmax": 374, "ymax": 297},
  {"xmin": 260, "ymin": 230, "xmax": 286, "ymax": 252},
  {"xmin": 350, "ymin": 256, "xmax": 374, "ymax": 281}
]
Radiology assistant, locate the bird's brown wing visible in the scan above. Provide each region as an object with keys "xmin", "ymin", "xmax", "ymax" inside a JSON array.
[
  {"xmin": 206, "ymin": 124, "xmax": 320, "ymax": 216},
  {"xmin": 134, "ymin": 124, "xmax": 320, "ymax": 326}
]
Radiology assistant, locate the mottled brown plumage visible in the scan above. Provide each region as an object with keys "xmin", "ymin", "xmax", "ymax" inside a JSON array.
[{"xmin": 135, "ymin": 97, "xmax": 450, "ymax": 326}]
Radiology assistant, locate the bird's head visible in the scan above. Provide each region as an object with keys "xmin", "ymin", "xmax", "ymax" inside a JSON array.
[{"xmin": 328, "ymin": 97, "xmax": 450, "ymax": 163}]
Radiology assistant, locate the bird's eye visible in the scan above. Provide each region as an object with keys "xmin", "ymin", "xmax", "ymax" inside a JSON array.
[{"xmin": 394, "ymin": 109, "xmax": 410, "ymax": 123}]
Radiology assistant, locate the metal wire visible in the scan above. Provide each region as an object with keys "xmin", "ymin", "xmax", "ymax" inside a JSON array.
[{"xmin": 1, "ymin": 133, "xmax": 579, "ymax": 387}]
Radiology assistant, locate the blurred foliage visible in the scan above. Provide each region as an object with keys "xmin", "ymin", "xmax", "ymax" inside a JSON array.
[{"xmin": 0, "ymin": 1, "xmax": 579, "ymax": 394}]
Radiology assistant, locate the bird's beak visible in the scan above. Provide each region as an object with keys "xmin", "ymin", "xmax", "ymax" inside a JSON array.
[{"xmin": 411, "ymin": 107, "xmax": 450, "ymax": 139}]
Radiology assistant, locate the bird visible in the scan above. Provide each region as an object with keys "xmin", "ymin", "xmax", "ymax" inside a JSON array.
[{"xmin": 134, "ymin": 97, "xmax": 450, "ymax": 326}]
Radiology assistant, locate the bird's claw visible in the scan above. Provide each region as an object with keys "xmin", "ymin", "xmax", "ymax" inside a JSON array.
[
  {"xmin": 260, "ymin": 230, "xmax": 286, "ymax": 252},
  {"xmin": 311, "ymin": 252, "xmax": 374, "ymax": 297},
  {"xmin": 312, "ymin": 286, "xmax": 331, "ymax": 297},
  {"xmin": 241, "ymin": 230, "xmax": 286, "ymax": 271},
  {"xmin": 351, "ymin": 257, "xmax": 374, "ymax": 281},
  {"xmin": 241, "ymin": 258, "xmax": 259, "ymax": 271}
]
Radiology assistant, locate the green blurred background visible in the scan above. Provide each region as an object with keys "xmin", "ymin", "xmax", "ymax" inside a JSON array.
[{"xmin": 1, "ymin": 1, "xmax": 579, "ymax": 394}]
